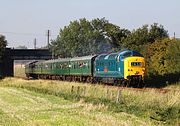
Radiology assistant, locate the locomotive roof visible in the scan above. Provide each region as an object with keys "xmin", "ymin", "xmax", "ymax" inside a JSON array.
[
  {"xmin": 104, "ymin": 53, "xmax": 118, "ymax": 60},
  {"xmin": 95, "ymin": 50, "xmax": 143, "ymax": 60},
  {"xmin": 95, "ymin": 54, "xmax": 108, "ymax": 60},
  {"xmin": 25, "ymin": 60, "xmax": 38, "ymax": 66}
]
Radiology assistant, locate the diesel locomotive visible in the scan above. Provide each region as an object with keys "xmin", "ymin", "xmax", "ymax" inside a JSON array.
[{"xmin": 25, "ymin": 50, "xmax": 145, "ymax": 87}]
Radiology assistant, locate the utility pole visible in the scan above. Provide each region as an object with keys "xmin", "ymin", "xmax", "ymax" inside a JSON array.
[
  {"xmin": 174, "ymin": 32, "xmax": 176, "ymax": 39},
  {"xmin": 34, "ymin": 38, "xmax": 37, "ymax": 49},
  {"xmin": 46, "ymin": 30, "xmax": 50, "ymax": 48}
]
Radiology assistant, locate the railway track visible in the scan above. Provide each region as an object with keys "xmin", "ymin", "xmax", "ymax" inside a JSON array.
[{"xmin": 13, "ymin": 76, "xmax": 170, "ymax": 93}]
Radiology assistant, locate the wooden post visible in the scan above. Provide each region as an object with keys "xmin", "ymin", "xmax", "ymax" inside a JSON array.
[
  {"xmin": 116, "ymin": 90, "xmax": 122, "ymax": 103},
  {"xmin": 106, "ymin": 89, "xmax": 109, "ymax": 99},
  {"xmin": 71, "ymin": 86, "xmax": 74, "ymax": 93},
  {"xmin": 77, "ymin": 86, "xmax": 80, "ymax": 95},
  {"xmin": 110, "ymin": 91, "xmax": 113, "ymax": 100},
  {"xmin": 83, "ymin": 87, "xmax": 86, "ymax": 96}
]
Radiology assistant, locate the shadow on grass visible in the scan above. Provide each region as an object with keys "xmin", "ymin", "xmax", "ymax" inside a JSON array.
[{"xmin": 145, "ymin": 73, "xmax": 180, "ymax": 88}]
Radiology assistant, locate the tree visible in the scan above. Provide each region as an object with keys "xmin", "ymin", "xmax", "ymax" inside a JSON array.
[
  {"xmin": 122, "ymin": 25, "xmax": 149, "ymax": 50},
  {"xmin": 104, "ymin": 22, "xmax": 130, "ymax": 48},
  {"xmin": 50, "ymin": 18, "xmax": 130, "ymax": 57},
  {"xmin": 165, "ymin": 39, "xmax": 180, "ymax": 74},
  {"xmin": 0, "ymin": 35, "xmax": 7, "ymax": 59},
  {"xmin": 148, "ymin": 23, "xmax": 168, "ymax": 42},
  {"xmin": 122, "ymin": 23, "xmax": 169, "ymax": 51},
  {"xmin": 142, "ymin": 38, "xmax": 180, "ymax": 77}
]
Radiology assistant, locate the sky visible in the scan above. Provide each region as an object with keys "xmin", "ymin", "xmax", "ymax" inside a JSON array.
[{"xmin": 0, "ymin": 0, "xmax": 179, "ymax": 49}]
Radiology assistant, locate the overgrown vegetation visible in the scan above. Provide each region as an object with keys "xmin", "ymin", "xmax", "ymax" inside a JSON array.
[
  {"xmin": 0, "ymin": 78, "xmax": 179, "ymax": 125},
  {"xmin": 142, "ymin": 39, "xmax": 180, "ymax": 86},
  {"xmin": 0, "ymin": 35, "xmax": 7, "ymax": 59}
]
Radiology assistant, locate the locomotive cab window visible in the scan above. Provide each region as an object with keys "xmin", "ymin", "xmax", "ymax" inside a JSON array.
[
  {"xmin": 131, "ymin": 62, "xmax": 142, "ymax": 66},
  {"xmin": 121, "ymin": 52, "xmax": 131, "ymax": 59}
]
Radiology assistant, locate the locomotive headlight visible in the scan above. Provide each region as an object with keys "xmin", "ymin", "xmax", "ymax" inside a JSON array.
[{"xmin": 135, "ymin": 71, "xmax": 139, "ymax": 75}]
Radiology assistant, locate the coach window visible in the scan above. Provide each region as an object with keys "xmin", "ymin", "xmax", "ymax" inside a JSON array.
[{"xmin": 64, "ymin": 63, "xmax": 67, "ymax": 69}]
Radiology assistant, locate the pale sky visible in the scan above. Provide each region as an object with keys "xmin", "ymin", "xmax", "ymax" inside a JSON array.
[{"xmin": 0, "ymin": 0, "xmax": 179, "ymax": 48}]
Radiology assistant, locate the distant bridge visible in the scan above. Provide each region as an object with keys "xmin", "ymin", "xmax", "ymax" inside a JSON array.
[
  {"xmin": 10, "ymin": 49, "xmax": 52, "ymax": 60},
  {"xmin": 0, "ymin": 48, "xmax": 52, "ymax": 77}
]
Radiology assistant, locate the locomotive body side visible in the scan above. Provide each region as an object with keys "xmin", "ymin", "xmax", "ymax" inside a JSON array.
[
  {"xmin": 94, "ymin": 53, "xmax": 124, "ymax": 78},
  {"xmin": 94, "ymin": 50, "xmax": 145, "ymax": 86}
]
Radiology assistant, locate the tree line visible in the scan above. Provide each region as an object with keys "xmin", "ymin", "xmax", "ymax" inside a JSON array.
[{"xmin": 0, "ymin": 35, "xmax": 7, "ymax": 59}]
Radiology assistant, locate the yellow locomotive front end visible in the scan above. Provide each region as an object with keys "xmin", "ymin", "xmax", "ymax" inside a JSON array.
[{"xmin": 124, "ymin": 56, "xmax": 145, "ymax": 85}]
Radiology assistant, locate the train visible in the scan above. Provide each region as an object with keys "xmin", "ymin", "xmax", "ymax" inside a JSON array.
[{"xmin": 25, "ymin": 50, "xmax": 145, "ymax": 87}]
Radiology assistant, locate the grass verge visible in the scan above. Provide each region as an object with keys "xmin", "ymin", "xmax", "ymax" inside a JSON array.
[{"xmin": 0, "ymin": 78, "xmax": 180, "ymax": 126}]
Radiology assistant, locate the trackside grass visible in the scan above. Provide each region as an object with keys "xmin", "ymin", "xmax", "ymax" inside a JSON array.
[{"xmin": 0, "ymin": 78, "xmax": 180, "ymax": 126}]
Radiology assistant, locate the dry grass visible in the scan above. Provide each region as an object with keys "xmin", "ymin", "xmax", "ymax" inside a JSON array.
[
  {"xmin": 0, "ymin": 78, "xmax": 179, "ymax": 126},
  {"xmin": 0, "ymin": 87, "xmax": 150, "ymax": 126}
]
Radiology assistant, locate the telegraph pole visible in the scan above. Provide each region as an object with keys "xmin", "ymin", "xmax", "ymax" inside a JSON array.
[
  {"xmin": 47, "ymin": 30, "xmax": 50, "ymax": 48},
  {"xmin": 34, "ymin": 38, "xmax": 37, "ymax": 49}
]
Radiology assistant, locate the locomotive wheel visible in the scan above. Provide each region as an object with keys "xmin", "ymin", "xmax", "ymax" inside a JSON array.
[{"xmin": 122, "ymin": 80, "xmax": 127, "ymax": 87}]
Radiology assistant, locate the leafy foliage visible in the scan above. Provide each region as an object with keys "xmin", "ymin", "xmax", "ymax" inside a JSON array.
[
  {"xmin": 123, "ymin": 23, "xmax": 168, "ymax": 51},
  {"xmin": 0, "ymin": 35, "xmax": 7, "ymax": 59},
  {"xmin": 142, "ymin": 38, "xmax": 180, "ymax": 84},
  {"xmin": 165, "ymin": 39, "xmax": 180, "ymax": 74},
  {"xmin": 50, "ymin": 18, "xmax": 130, "ymax": 57}
]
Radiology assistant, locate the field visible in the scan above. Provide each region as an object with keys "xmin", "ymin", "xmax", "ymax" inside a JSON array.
[{"xmin": 0, "ymin": 78, "xmax": 179, "ymax": 126}]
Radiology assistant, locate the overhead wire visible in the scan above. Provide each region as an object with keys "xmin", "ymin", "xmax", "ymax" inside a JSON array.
[{"xmin": 0, "ymin": 31, "xmax": 57, "ymax": 37}]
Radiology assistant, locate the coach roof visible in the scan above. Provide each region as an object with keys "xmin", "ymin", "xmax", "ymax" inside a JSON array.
[{"xmin": 70, "ymin": 55, "xmax": 96, "ymax": 61}]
